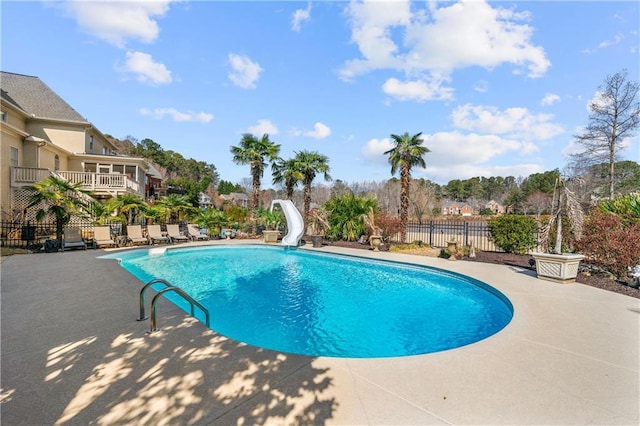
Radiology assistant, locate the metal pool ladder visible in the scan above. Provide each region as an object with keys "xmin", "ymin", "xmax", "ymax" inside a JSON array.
[{"xmin": 137, "ymin": 278, "xmax": 210, "ymax": 333}]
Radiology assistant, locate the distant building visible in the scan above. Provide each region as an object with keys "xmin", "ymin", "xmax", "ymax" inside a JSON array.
[
  {"xmin": 485, "ymin": 199, "xmax": 505, "ymax": 215},
  {"xmin": 198, "ymin": 192, "xmax": 212, "ymax": 208},
  {"xmin": 442, "ymin": 201, "xmax": 474, "ymax": 216},
  {"xmin": 219, "ymin": 192, "xmax": 248, "ymax": 208}
]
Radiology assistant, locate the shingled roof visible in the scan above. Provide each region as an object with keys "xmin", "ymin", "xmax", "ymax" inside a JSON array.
[{"xmin": 0, "ymin": 71, "xmax": 88, "ymax": 123}]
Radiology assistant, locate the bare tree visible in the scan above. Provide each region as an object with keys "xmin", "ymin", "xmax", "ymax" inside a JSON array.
[
  {"xmin": 409, "ymin": 179, "xmax": 437, "ymax": 224},
  {"xmin": 522, "ymin": 191, "xmax": 553, "ymax": 218},
  {"xmin": 572, "ymin": 69, "xmax": 639, "ymax": 199},
  {"xmin": 377, "ymin": 179, "xmax": 401, "ymax": 217}
]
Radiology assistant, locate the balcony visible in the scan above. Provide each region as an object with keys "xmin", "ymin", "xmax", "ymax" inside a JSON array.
[{"xmin": 10, "ymin": 167, "xmax": 143, "ymax": 197}]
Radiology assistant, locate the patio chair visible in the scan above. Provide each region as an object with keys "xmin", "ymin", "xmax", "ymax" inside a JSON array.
[
  {"xmin": 166, "ymin": 224, "xmax": 189, "ymax": 243},
  {"xmin": 94, "ymin": 226, "xmax": 116, "ymax": 248},
  {"xmin": 125, "ymin": 225, "xmax": 149, "ymax": 246},
  {"xmin": 187, "ymin": 224, "xmax": 210, "ymax": 241},
  {"xmin": 147, "ymin": 224, "xmax": 170, "ymax": 244},
  {"xmin": 62, "ymin": 226, "xmax": 87, "ymax": 251}
]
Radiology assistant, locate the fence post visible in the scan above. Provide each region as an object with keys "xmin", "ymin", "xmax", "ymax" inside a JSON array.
[
  {"xmin": 429, "ymin": 221, "xmax": 434, "ymax": 247},
  {"xmin": 463, "ymin": 222, "xmax": 469, "ymax": 248}
]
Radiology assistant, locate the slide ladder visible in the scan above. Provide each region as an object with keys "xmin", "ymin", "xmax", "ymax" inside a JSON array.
[{"xmin": 270, "ymin": 199, "xmax": 304, "ymax": 246}]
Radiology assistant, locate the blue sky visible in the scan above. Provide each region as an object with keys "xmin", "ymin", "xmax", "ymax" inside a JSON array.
[{"xmin": 2, "ymin": 1, "xmax": 639, "ymax": 187}]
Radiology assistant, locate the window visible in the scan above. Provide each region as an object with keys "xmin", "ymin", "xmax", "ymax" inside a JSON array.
[
  {"xmin": 89, "ymin": 135, "xmax": 94, "ymax": 151},
  {"xmin": 1, "ymin": 110, "xmax": 7, "ymax": 122},
  {"xmin": 125, "ymin": 165, "xmax": 136, "ymax": 179},
  {"xmin": 54, "ymin": 155, "xmax": 60, "ymax": 171},
  {"xmin": 103, "ymin": 147, "xmax": 107, "ymax": 155},
  {"xmin": 10, "ymin": 147, "xmax": 18, "ymax": 167}
]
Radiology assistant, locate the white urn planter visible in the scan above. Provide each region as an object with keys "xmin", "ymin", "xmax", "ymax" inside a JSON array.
[{"xmin": 532, "ymin": 252, "xmax": 584, "ymax": 283}]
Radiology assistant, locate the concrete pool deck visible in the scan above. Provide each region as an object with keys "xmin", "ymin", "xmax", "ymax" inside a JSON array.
[{"xmin": 1, "ymin": 240, "xmax": 639, "ymax": 425}]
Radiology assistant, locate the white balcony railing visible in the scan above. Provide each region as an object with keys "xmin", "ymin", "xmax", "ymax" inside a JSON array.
[
  {"xmin": 10, "ymin": 167, "xmax": 143, "ymax": 197},
  {"xmin": 57, "ymin": 171, "xmax": 142, "ymax": 195},
  {"xmin": 10, "ymin": 167, "xmax": 52, "ymax": 187}
]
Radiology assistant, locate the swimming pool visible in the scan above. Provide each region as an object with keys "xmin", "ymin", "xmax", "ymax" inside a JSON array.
[{"xmin": 102, "ymin": 245, "xmax": 513, "ymax": 358}]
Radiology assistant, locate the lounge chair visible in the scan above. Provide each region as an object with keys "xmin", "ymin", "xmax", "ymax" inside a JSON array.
[
  {"xmin": 166, "ymin": 224, "xmax": 189, "ymax": 243},
  {"xmin": 125, "ymin": 225, "xmax": 149, "ymax": 246},
  {"xmin": 147, "ymin": 224, "xmax": 170, "ymax": 244},
  {"xmin": 187, "ymin": 224, "xmax": 209, "ymax": 241},
  {"xmin": 94, "ymin": 226, "xmax": 117, "ymax": 248},
  {"xmin": 62, "ymin": 226, "xmax": 87, "ymax": 251}
]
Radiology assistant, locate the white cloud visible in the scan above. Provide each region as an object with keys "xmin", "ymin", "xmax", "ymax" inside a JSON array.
[
  {"xmin": 303, "ymin": 122, "xmax": 331, "ymax": 139},
  {"xmin": 140, "ymin": 107, "xmax": 213, "ymax": 123},
  {"xmin": 360, "ymin": 131, "xmax": 542, "ymax": 181},
  {"xmin": 423, "ymin": 131, "xmax": 534, "ymax": 165},
  {"xmin": 598, "ymin": 33, "xmax": 624, "ymax": 49},
  {"xmin": 421, "ymin": 131, "xmax": 541, "ymax": 181},
  {"xmin": 473, "ymin": 80, "xmax": 489, "ymax": 93},
  {"xmin": 587, "ymin": 90, "xmax": 615, "ymax": 112},
  {"xmin": 247, "ymin": 119, "xmax": 278, "ymax": 136},
  {"xmin": 59, "ymin": 1, "xmax": 174, "ymax": 48},
  {"xmin": 340, "ymin": 0, "xmax": 550, "ymax": 98},
  {"xmin": 291, "ymin": 3, "xmax": 312, "ymax": 32},
  {"xmin": 382, "ymin": 77, "xmax": 454, "ymax": 102},
  {"xmin": 541, "ymin": 93, "xmax": 560, "ymax": 106},
  {"xmin": 119, "ymin": 51, "xmax": 172, "ymax": 85},
  {"xmin": 361, "ymin": 138, "xmax": 394, "ymax": 163},
  {"xmin": 451, "ymin": 104, "xmax": 564, "ymax": 140},
  {"xmin": 228, "ymin": 53, "xmax": 263, "ymax": 89},
  {"xmin": 339, "ymin": 0, "xmax": 411, "ymax": 81}
]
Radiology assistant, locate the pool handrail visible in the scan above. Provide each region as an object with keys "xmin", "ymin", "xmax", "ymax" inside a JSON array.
[
  {"xmin": 137, "ymin": 278, "xmax": 210, "ymax": 333},
  {"xmin": 149, "ymin": 287, "xmax": 210, "ymax": 333},
  {"xmin": 137, "ymin": 278, "xmax": 174, "ymax": 321}
]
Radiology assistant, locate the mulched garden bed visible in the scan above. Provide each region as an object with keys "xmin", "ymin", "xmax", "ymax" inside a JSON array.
[{"xmin": 325, "ymin": 239, "xmax": 639, "ymax": 300}]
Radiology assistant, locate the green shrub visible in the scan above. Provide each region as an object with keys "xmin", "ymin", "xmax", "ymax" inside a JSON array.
[
  {"xmin": 488, "ymin": 215, "xmax": 538, "ymax": 254},
  {"xmin": 577, "ymin": 209, "xmax": 640, "ymax": 281},
  {"xmin": 598, "ymin": 194, "xmax": 640, "ymax": 224},
  {"xmin": 324, "ymin": 194, "xmax": 377, "ymax": 241}
]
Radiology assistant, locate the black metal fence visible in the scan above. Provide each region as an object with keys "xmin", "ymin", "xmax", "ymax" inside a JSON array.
[
  {"xmin": 401, "ymin": 220, "xmax": 543, "ymax": 252},
  {"xmin": 0, "ymin": 219, "xmax": 184, "ymax": 250}
]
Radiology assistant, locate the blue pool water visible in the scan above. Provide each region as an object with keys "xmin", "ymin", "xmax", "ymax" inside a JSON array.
[{"xmin": 102, "ymin": 245, "xmax": 513, "ymax": 358}]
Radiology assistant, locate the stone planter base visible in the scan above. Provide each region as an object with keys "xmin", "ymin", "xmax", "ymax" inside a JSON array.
[
  {"xmin": 262, "ymin": 230, "xmax": 280, "ymax": 243},
  {"xmin": 532, "ymin": 252, "xmax": 584, "ymax": 283}
]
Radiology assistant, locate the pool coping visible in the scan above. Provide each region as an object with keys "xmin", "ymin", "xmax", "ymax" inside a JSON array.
[{"xmin": 2, "ymin": 239, "xmax": 639, "ymax": 424}]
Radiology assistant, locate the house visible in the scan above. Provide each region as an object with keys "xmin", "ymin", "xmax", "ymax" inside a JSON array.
[
  {"xmin": 1, "ymin": 71, "xmax": 161, "ymax": 219},
  {"xmin": 198, "ymin": 192, "xmax": 212, "ymax": 208},
  {"xmin": 442, "ymin": 201, "xmax": 474, "ymax": 216},
  {"xmin": 219, "ymin": 192, "xmax": 249, "ymax": 208},
  {"xmin": 485, "ymin": 199, "xmax": 505, "ymax": 215}
]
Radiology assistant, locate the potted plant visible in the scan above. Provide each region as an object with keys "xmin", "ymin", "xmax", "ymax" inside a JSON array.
[
  {"xmin": 257, "ymin": 208, "xmax": 283, "ymax": 243},
  {"xmin": 361, "ymin": 207, "xmax": 383, "ymax": 252},
  {"xmin": 308, "ymin": 207, "xmax": 330, "ymax": 248},
  {"xmin": 532, "ymin": 175, "xmax": 585, "ymax": 283}
]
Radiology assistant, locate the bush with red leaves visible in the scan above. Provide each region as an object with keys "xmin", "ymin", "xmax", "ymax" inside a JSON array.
[
  {"xmin": 376, "ymin": 214, "xmax": 403, "ymax": 243},
  {"xmin": 576, "ymin": 210, "xmax": 640, "ymax": 281}
]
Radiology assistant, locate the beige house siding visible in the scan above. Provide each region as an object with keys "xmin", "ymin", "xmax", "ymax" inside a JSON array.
[
  {"xmin": 1, "ymin": 105, "xmax": 29, "ymax": 210},
  {"xmin": 1, "ymin": 71, "xmax": 158, "ymax": 216}
]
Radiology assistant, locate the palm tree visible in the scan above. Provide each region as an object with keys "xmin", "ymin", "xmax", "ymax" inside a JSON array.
[
  {"xmin": 155, "ymin": 194, "xmax": 195, "ymax": 223},
  {"xmin": 110, "ymin": 194, "xmax": 147, "ymax": 224},
  {"xmin": 26, "ymin": 175, "xmax": 93, "ymax": 246},
  {"xmin": 230, "ymin": 133, "xmax": 281, "ymax": 209},
  {"xmin": 293, "ymin": 150, "xmax": 331, "ymax": 224},
  {"xmin": 272, "ymin": 157, "xmax": 303, "ymax": 199},
  {"xmin": 192, "ymin": 208, "xmax": 230, "ymax": 237},
  {"xmin": 384, "ymin": 132, "xmax": 430, "ymax": 242}
]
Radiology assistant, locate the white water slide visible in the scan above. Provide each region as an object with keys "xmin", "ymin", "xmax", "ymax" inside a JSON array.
[{"xmin": 270, "ymin": 199, "xmax": 304, "ymax": 246}]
